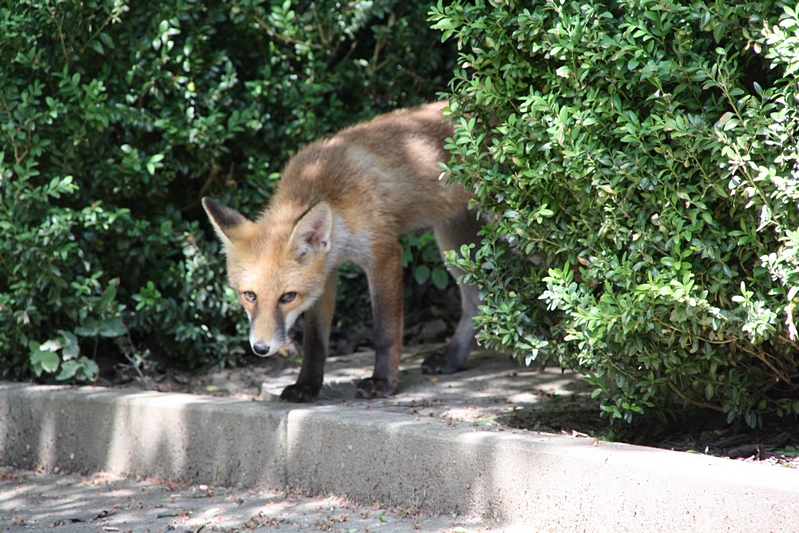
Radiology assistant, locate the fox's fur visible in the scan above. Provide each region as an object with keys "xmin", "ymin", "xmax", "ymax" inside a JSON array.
[{"xmin": 203, "ymin": 102, "xmax": 483, "ymax": 402}]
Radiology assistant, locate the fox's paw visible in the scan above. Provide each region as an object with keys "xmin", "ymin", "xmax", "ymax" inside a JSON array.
[
  {"xmin": 280, "ymin": 383, "xmax": 320, "ymax": 403},
  {"xmin": 421, "ymin": 350, "xmax": 465, "ymax": 375},
  {"xmin": 355, "ymin": 378, "xmax": 394, "ymax": 399}
]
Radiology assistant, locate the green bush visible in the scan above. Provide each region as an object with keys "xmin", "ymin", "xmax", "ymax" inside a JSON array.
[
  {"xmin": 0, "ymin": 0, "xmax": 453, "ymax": 380},
  {"xmin": 433, "ymin": 0, "xmax": 799, "ymax": 425}
]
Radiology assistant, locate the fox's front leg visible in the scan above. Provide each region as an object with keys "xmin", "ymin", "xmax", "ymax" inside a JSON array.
[
  {"xmin": 357, "ymin": 241, "xmax": 404, "ymax": 399},
  {"xmin": 280, "ymin": 273, "xmax": 337, "ymax": 402}
]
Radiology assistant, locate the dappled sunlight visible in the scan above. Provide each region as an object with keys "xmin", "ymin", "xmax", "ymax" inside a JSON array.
[
  {"xmin": 35, "ymin": 408, "xmax": 58, "ymax": 472},
  {"xmin": 0, "ymin": 468, "xmax": 281, "ymax": 531},
  {"xmin": 1, "ymin": 466, "xmax": 496, "ymax": 532},
  {"xmin": 0, "ymin": 385, "xmax": 291, "ymax": 491},
  {"xmin": 2, "ymin": 373, "xmax": 798, "ymax": 531},
  {"xmin": 105, "ymin": 391, "xmax": 191, "ymax": 477}
]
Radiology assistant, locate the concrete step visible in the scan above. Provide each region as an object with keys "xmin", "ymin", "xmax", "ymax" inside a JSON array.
[{"xmin": 1, "ymin": 380, "xmax": 797, "ymax": 532}]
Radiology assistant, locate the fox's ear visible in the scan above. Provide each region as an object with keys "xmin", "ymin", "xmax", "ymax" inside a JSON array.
[
  {"xmin": 202, "ymin": 197, "xmax": 255, "ymax": 247},
  {"xmin": 289, "ymin": 201, "xmax": 333, "ymax": 260}
]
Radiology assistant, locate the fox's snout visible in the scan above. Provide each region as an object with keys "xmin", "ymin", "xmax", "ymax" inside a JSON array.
[
  {"xmin": 247, "ymin": 298, "xmax": 305, "ymax": 358},
  {"xmin": 251, "ymin": 341, "xmax": 271, "ymax": 356},
  {"xmin": 248, "ymin": 321, "xmax": 287, "ymax": 357}
]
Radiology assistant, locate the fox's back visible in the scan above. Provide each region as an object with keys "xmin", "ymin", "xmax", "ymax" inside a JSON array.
[{"xmin": 265, "ymin": 102, "xmax": 471, "ymax": 237}]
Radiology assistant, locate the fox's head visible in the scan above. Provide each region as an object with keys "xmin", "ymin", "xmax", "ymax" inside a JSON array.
[{"xmin": 202, "ymin": 197, "xmax": 333, "ymax": 357}]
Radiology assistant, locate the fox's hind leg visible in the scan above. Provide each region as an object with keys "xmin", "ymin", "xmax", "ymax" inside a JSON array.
[
  {"xmin": 422, "ymin": 208, "xmax": 484, "ymax": 374},
  {"xmin": 280, "ymin": 272, "xmax": 337, "ymax": 402}
]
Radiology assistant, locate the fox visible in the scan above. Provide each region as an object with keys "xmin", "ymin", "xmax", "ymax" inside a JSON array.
[{"xmin": 202, "ymin": 102, "xmax": 483, "ymax": 402}]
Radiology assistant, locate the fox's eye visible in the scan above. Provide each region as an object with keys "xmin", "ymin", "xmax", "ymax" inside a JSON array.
[
  {"xmin": 279, "ymin": 292, "xmax": 296, "ymax": 304},
  {"xmin": 243, "ymin": 291, "xmax": 256, "ymax": 303}
]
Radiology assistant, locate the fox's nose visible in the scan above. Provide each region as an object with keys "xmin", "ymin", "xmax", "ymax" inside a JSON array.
[{"xmin": 252, "ymin": 342, "xmax": 270, "ymax": 356}]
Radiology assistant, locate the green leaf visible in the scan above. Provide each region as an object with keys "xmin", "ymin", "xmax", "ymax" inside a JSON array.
[
  {"xmin": 713, "ymin": 21, "xmax": 726, "ymax": 43},
  {"xmin": 79, "ymin": 357, "xmax": 100, "ymax": 381},
  {"xmin": 56, "ymin": 360, "xmax": 80, "ymax": 381},
  {"xmin": 30, "ymin": 342, "xmax": 60, "ymax": 376},
  {"xmin": 146, "ymin": 153, "xmax": 165, "ymax": 175},
  {"xmin": 473, "ymin": 415, "xmax": 502, "ymax": 425},
  {"xmin": 99, "ymin": 278, "xmax": 120, "ymax": 312},
  {"xmin": 98, "ymin": 316, "xmax": 126, "ymax": 338},
  {"xmin": 56, "ymin": 357, "xmax": 99, "ymax": 382},
  {"xmin": 59, "ymin": 330, "xmax": 80, "ymax": 360},
  {"xmin": 75, "ymin": 319, "xmax": 100, "ymax": 337},
  {"xmin": 40, "ymin": 338, "xmax": 63, "ymax": 352},
  {"xmin": 716, "ymin": 111, "xmax": 734, "ymax": 129},
  {"xmin": 431, "ymin": 267, "xmax": 450, "ymax": 290},
  {"xmin": 90, "ymin": 40, "xmax": 104, "ymax": 55},
  {"xmin": 414, "ymin": 264, "xmax": 431, "ymax": 285}
]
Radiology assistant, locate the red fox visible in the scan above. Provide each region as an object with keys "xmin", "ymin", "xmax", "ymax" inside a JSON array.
[{"xmin": 203, "ymin": 102, "xmax": 483, "ymax": 402}]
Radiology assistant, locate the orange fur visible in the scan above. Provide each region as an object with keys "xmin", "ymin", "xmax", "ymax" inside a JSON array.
[{"xmin": 203, "ymin": 103, "xmax": 483, "ymax": 402}]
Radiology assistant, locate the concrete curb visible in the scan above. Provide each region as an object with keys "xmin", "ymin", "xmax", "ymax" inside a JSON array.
[{"xmin": 1, "ymin": 383, "xmax": 797, "ymax": 532}]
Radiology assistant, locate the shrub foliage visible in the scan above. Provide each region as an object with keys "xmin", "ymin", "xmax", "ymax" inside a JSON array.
[
  {"xmin": 1, "ymin": 0, "xmax": 452, "ymax": 380},
  {"xmin": 433, "ymin": 0, "xmax": 799, "ymax": 424}
]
